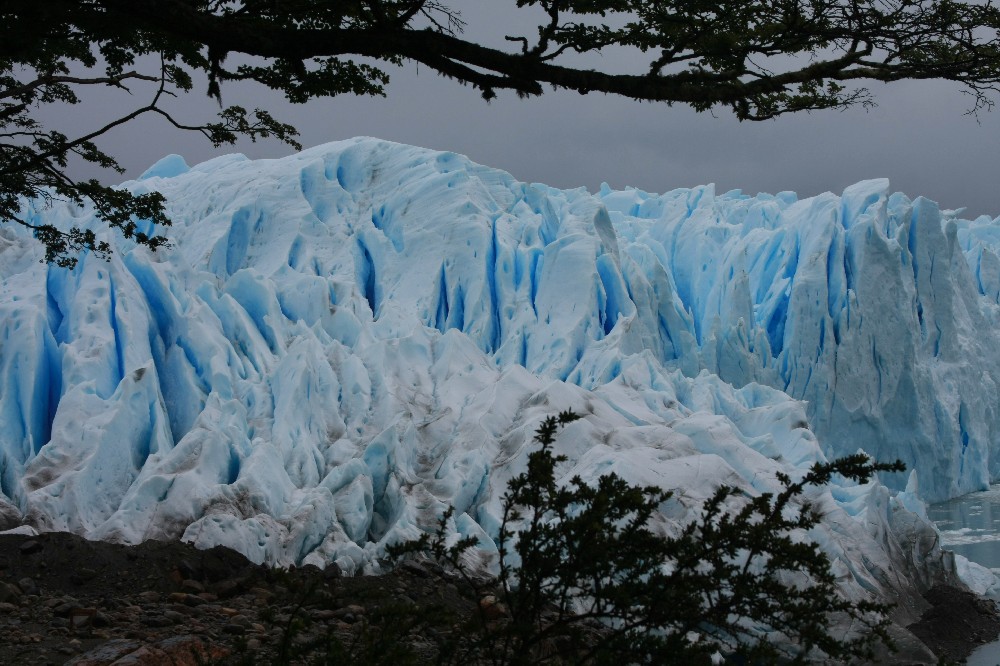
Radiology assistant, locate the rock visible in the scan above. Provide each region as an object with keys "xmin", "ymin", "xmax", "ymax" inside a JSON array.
[
  {"xmin": 212, "ymin": 577, "xmax": 249, "ymax": 599},
  {"xmin": 69, "ymin": 607, "xmax": 98, "ymax": 629},
  {"xmin": 249, "ymin": 586, "xmax": 274, "ymax": 601},
  {"xmin": 332, "ymin": 605, "xmax": 365, "ymax": 623},
  {"xmin": 198, "ymin": 603, "xmax": 222, "ymax": 615},
  {"xmin": 176, "ymin": 559, "xmax": 201, "ymax": 581},
  {"xmin": 0, "ymin": 498, "xmax": 22, "ymax": 532},
  {"xmin": 157, "ymin": 635, "xmax": 231, "ymax": 664},
  {"xmin": 65, "ymin": 639, "xmax": 142, "ymax": 665},
  {"xmin": 53, "ymin": 596, "xmax": 81, "ymax": 614},
  {"xmin": 167, "ymin": 603, "xmax": 195, "ymax": 616},
  {"xmin": 163, "ymin": 610, "xmax": 187, "ymax": 624},
  {"xmin": 156, "ymin": 635, "xmax": 230, "ymax": 664},
  {"xmin": 310, "ymin": 609, "xmax": 338, "ymax": 621},
  {"xmin": 400, "ymin": 560, "xmax": 430, "ymax": 577},
  {"xmin": 142, "ymin": 614, "xmax": 174, "ymax": 628},
  {"xmin": 167, "ymin": 592, "xmax": 204, "ymax": 606},
  {"xmin": 0, "ymin": 581, "xmax": 22, "ymax": 602},
  {"xmin": 18, "ymin": 540, "xmax": 42, "ymax": 555},
  {"xmin": 229, "ymin": 614, "xmax": 250, "ymax": 627},
  {"xmin": 120, "ymin": 645, "xmax": 176, "ymax": 665},
  {"xmin": 181, "ymin": 579, "xmax": 205, "ymax": 593},
  {"xmin": 69, "ymin": 567, "xmax": 97, "ymax": 585},
  {"xmin": 16, "ymin": 576, "xmax": 38, "ymax": 595}
]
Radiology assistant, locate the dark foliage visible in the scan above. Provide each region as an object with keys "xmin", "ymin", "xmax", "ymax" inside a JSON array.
[
  {"xmin": 389, "ymin": 410, "xmax": 905, "ymax": 665},
  {"xmin": 5, "ymin": 1, "xmax": 1000, "ymax": 264}
]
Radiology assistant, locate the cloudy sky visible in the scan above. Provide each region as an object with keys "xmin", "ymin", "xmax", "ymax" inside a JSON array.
[{"xmin": 57, "ymin": 2, "xmax": 1000, "ymax": 219}]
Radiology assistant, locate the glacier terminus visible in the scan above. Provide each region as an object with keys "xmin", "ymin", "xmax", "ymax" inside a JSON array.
[{"xmin": 2, "ymin": 137, "xmax": 999, "ymax": 651}]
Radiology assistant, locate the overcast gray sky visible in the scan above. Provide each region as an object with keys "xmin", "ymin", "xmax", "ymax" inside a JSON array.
[{"xmin": 55, "ymin": 3, "xmax": 1000, "ymax": 219}]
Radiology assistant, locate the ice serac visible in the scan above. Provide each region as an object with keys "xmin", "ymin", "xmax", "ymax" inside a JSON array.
[
  {"xmin": 597, "ymin": 178, "xmax": 1000, "ymax": 503},
  {"xmin": 0, "ymin": 137, "xmax": 990, "ymax": 634}
]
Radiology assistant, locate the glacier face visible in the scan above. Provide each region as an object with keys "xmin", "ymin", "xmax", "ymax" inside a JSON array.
[
  {"xmin": 598, "ymin": 178, "xmax": 1000, "ymax": 503},
  {"xmin": 0, "ymin": 138, "xmax": 987, "ymax": 612}
]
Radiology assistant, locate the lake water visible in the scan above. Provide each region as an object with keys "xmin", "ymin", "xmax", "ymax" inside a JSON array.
[
  {"xmin": 928, "ymin": 485, "xmax": 1000, "ymax": 666},
  {"xmin": 928, "ymin": 485, "xmax": 1000, "ymax": 569}
]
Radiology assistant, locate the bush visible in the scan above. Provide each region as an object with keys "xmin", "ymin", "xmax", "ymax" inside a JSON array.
[{"xmin": 390, "ymin": 410, "xmax": 904, "ymax": 665}]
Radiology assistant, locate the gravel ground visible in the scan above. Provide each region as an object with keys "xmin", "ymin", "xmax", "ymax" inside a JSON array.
[
  {"xmin": 0, "ymin": 532, "xmax": 992, "ymax": 665},
  {"xmin": 0, "ymin": 532, "xmax": 479, "ymax": 665}
]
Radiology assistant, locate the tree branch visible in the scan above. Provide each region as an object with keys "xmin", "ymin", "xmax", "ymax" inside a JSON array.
[
  {"xmin": 66, "ymin": 0, "xmax": 999, "ymax": 119},
  {"xmin": 0, "ymin": 71, "xmax": 160, "ymax": 102}
]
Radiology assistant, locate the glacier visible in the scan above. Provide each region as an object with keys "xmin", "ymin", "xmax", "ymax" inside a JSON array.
[{"xmin": 0, "ymin": 137, "xmax": 996, "ymax": 645}]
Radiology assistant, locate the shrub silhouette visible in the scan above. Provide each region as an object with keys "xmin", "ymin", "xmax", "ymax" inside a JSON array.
[{"xmin": 390, "ymin": 410, "xmax": 904, "ymax": 665}]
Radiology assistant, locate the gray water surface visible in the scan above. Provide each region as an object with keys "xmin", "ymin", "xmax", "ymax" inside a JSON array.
[
  {"xmin": 928, "ymin": 485, "xmax": 1000, "ymax": 569},
  {"xmin": 928, "ymin": 485, "xmax": 1000, "ymax": 666}
]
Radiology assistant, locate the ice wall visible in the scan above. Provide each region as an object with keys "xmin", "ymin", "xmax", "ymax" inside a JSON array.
[
  {"xmin": 0, "ymin": 138, "xmax": 980, "ymax": 621},
  {"xmin": 598, "ymin": 180, "xmax": 1000, "ymax": 502}
]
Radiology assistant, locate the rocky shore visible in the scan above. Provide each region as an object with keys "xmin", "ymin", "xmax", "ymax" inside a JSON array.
[
  {"xmin": 0, "ymin": 531, "xmax": 994, "ymax": 665},
  {"xmin": 0, "ymin": 532, "xmax": 481, "ymax": 665}
]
